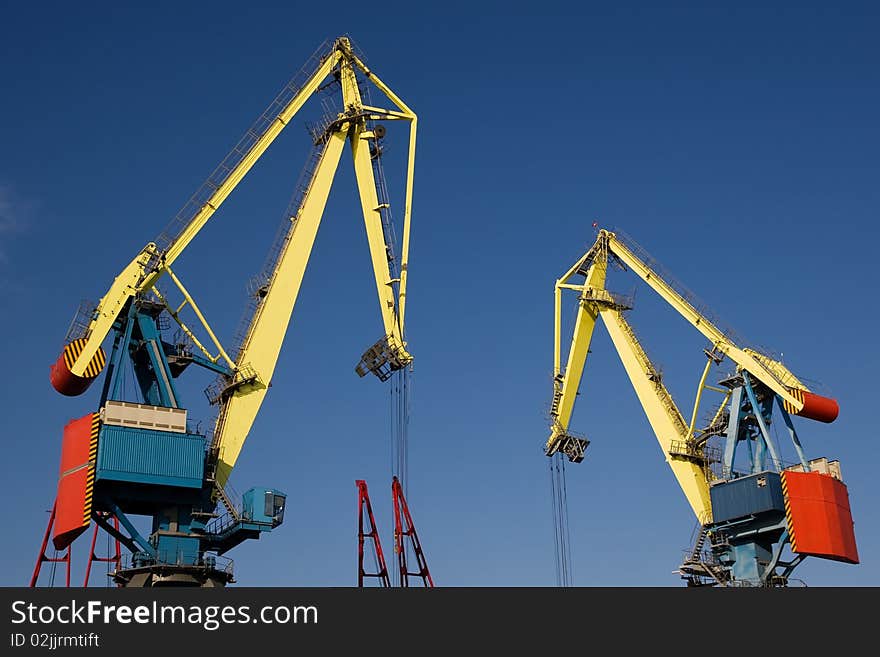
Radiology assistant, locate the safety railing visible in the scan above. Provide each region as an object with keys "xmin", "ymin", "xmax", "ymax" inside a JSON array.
[
  {"xmin": 611, "ymin": 228, "xmax": 809, "ymax": 393},
  {"xmin": 614, "ymin": 313, "xmax": 690, "ymax": 437},
  {"xmin": 63, "ymin": 299, "xmax": 97, "ymax": 342},
  {"xmin": 230, "ymin": 138, "xmax": 326, "ymax": 363},
  {"xmin": 118, "ymin": 550, "xmax": 234, "ymax": 574}
]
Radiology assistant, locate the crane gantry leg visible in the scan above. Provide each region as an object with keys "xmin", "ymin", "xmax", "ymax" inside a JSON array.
[
  {"xmin": 392, "ymin": 476, "xmax": 433, "ymax": 587},
  {"xmin": 30, "ymin": 501, "xmax": 71, "ymax": 588},
  {"xmin": 357, "ymin": 480, "xmax": 391, "ymax": 588}
]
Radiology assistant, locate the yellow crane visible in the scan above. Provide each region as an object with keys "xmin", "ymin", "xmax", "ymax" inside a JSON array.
[
  {"xmin": 50, "ymin": 36, "xmax": 416, "ymax": 488},
  {"xmin": 40, "ymin": 37, "xmax": 418, "ymax": 586},
  {"xmin": 547, "ymin": 227, "xmax": 856, "ymax": 586}
]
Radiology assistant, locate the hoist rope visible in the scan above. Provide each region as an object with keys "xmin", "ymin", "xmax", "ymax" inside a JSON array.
[
  {"xmin": 48, "ymin": 551, "xmax": 58, "ymax": 587},
  {"xmin": 550, "ymin": 453, "xmax": 573, "ymax": 587},
  {"xmin": 391, "ymin": 368, "xmax": 410, "ymax": 489}
]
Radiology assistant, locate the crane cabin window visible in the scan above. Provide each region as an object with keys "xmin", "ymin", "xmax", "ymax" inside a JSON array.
[{"xmin": 265, "ymin": 492, "xmax": 286, "ymax": 524}]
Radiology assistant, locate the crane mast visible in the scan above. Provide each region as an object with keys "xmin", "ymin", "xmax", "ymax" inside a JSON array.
[
  {"xmin": 547, "ymin": 227, "xmax": 858, "ymax": 586},
  {"xmin": 600, "ymin": 307, "xmax": 712, "ymax": 521},
  {"xmin": 38, "ymin": 37, "xmax": 418, "ymax": 587},
  {"xmin": 209, "ymin": 44, "xmax": 414, "ymax": 486}
]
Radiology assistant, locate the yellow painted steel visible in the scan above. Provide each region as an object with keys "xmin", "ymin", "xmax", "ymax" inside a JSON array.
[
  {"xmin": 63, "ymin": 339, "xmax": 105, "ymax": 378},
  {"xmin": 780, "ymin": 473, "xmax": 799, "ymax": 552},
  {"xmin": 59, "ymin": 37, "xmax": 417, "ymax": 491},
  {"xmin": 83, "ymin": 413, "xmax": 100, "ymax": 527},
  {"xmin": 211, "ymin": 42, "xmax": 416, "ymax": 485},
  {"xmin": 600, "ymin": 309, "xmax": 712, "ymax": 522},
  {"xmin": 707, "ymin": 392, "xmax": 732, "ymax": 430},
  {"xmin": 213, "ymin": 130, "xmax": 347, "ymax": 486},
  {"xmin": 603, "ymin": 230, "xmax": 807, "ymax": 410},
  {"xmin": 152, "ymin": 51, "xmax": 341, "ymax": 275},
  {"xmin": 746, "ymin": 348, "xmax": 807, "ymax": 391},
  {"xmin": 164, "ymin": 267, "xmax": 236, "ymax": 369},
  {"xmin": 68, "ymin": 246, "xmax": 154, "ymax": 376},
  {"xmin": 346, "ymin": 44, "xmax": 417, "ymax": 328},
  {"xmin": 397, "ymin": 115, "xmax": 416, "ymax": 329},
  {"xmin": 342, "ymin": 63, "xmax": 409, "ymax": 361},
  {"xmin": 546, "ymin": 252, "xmax": 607, "ymax": 456},
  {"xmin": 66, "ymin": 47, "xmax": 343, "ymax": 378},
  {"xmin": 547, "ymin": 227, "xmax": 824, "ymax": 523},
  {"xmin": 64, "ymin": 49, "xmax": 341, "ymax": 376},
  {"xmin": 687, "ymin": 356, "xmax": 715, "ymax": 440},
  {"xmin": 150, "ymin": 286, "xmax": 230, "ymax": 369}
]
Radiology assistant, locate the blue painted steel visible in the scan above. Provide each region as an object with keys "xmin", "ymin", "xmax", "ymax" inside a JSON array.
[
  {"xmin": 722, "ymin": 386, "xmax": 743, "ymax": 476},
  {"xmin": 163, "ymin": 343, "xmax": 234, "ymax": 377},
  {"xmin": 104, "ymin": 303, "xmax": 139, "ymax": 403},
  {"xmin": 753, "ymin": 423, "xmax": 767, "ymax": 473},
  {"xmin": 728, "ymin": 540, "xmax": 772, "ymax": 584},
  {"xmin": 709, "ymin": 471, "xmax": 785, "ymax": 523},
  {"xmin": 709, "ymin": 381, "xmax": 805, "ymax": 584},
  {"xmin": 135, "ymin": 313, "xmax": 179, "ymax": 408},
  {"xmin": 106, "ymin": 501, "xmax": 157, "ymax": 558},
  {"xmin": 765, "ymin": 527, "xmax": 792, "ymax": 576},
  {"xmin": 92, "ymin": 299, "xmax": 285, "ymax": 579},
  {"xmin": 742, "ymin": 374, "xmax": 781, "ymax": 470},
  {"xmin": 242, "ymin": 487, "xmax": 287, "ymax": 526},
  {"xmin": 156, "ymin": 535, "xmax": 200, "ymax": 566},
  {"xmin": 153, "ymin": 505, "xmax": 202, "ymax": 536},
  {"xmin": 96, "ymin": 425, "xmax": 205, "ymax": 489},
  {"xmin": 776, "ymin": 398, "xmax": 809, "ymax": 470}
]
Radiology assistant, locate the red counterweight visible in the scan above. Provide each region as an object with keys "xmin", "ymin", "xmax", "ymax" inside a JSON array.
[
  {"xmin": 782, "ymin": 470, "xmax": 859, "ymax": 564},
  {"xmin": 785, "ymin": 388, "xmax": 839, "ymax": 424},
  {"xmin": 49, "ymin": 339, "xmax": 106, "ymax": 396}
]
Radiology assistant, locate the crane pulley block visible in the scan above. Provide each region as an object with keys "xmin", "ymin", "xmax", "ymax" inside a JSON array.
[{"xmin": 356, "ymin": 335, "xmax": 412, "ymax": 381}]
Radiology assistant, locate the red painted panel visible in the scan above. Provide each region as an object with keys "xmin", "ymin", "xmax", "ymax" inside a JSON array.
[
  {"xmin": 796, "ymin": 391, "xmax": 839, "ymax": 424},
  {"xmin": 782, "ymin": 470, "xmax": 859, "ymax": 564},
  {"xmin": 49, "ymin": 352, "xmax": 93, "ymax": 396},
  {"xmin": 54, "ymin": 469, "xmax": 89, "ymax": 550},
  {"xmin": 53, "ymin": 414, "xmax": 93, "ymax": 550}
]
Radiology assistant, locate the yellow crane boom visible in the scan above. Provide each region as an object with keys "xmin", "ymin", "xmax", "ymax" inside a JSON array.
[
  {"xmin": 599, "ymin": 307, "xmax": 712, "ymax": 521},
  {"xmin": 604, "ymin": 230, "xmax": 807, "ymax": 411},
  {"xmin": 50, "ymin": 37, "xmax": 418, "ymax": 491},
  {"xmin": 547, "ymin": 227, "xmax": 840, "ymax": 523}
]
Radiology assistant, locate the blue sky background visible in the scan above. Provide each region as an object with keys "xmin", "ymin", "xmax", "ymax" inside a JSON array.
[{"xmin": 1, "ymin": 1, "xmax": 877, "ymax": 587}]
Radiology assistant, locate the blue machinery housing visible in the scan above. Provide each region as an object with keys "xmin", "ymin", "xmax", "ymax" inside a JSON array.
[{"xmin": 86, "ymin": 299, "xmax": 286, "ymax": 587}]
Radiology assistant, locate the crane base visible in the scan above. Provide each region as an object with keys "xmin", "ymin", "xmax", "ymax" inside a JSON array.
[{"xmin": 111, "ymin": 564, "xmax": 233, "ymax": 587}]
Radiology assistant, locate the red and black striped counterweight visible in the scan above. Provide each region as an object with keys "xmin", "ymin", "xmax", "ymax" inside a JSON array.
[
  {"xmin": 49, "ymin": 338, "xmax": 106, "ymax": 396},
  {"xmin": 785, "ymin": 388, "xmax": 840, "ymax": 424}
]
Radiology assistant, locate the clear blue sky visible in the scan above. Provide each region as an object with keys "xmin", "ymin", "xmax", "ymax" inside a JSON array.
[{"xmin": 1, "ymin": 1, "xmax": 877, "ymax": 587}]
